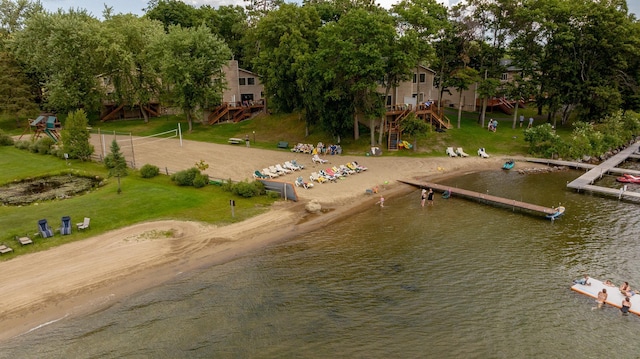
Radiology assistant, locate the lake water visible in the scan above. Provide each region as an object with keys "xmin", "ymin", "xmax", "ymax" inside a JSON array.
[{"xmin": 1, "ymin": 169, "xmax": 639, "ymax": 358}]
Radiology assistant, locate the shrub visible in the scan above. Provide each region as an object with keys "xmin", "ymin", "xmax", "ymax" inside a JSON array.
[
  {"xmin": 221, "ymin": 179, "xmax": 266, "ymax": 198},
  {"xmin": 0, "ymin": 131, "xmax": 14, "ymax": 146},
  {"xmin": 140, "ymin": 164, "xmax": 160, "ymax": 178},
  {"xmin": 31, "ymin": 137, "xmax": 55, "ymax": 154},
  {"xmin": 193, "ymin": 173, "xmax": 209, "ymax": 188},
  {"xmin": 171, "ymin": 167, "xmax": 200, "ymax": 186}
]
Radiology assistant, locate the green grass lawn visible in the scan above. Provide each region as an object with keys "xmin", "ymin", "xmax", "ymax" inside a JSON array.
[{"xmin": 0, "ymin": 146, "xmax": 274, "ymax": 260}]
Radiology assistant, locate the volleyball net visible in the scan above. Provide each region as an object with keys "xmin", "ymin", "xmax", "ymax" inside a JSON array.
[{"xmin": 95, "ymin": 125, "xmax": 183, "ymax": 168}]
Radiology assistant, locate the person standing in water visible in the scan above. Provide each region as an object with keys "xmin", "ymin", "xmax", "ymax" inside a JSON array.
[
  {"xmin": 427, "ymin": 188, "xmax": 434, "ymax": 205},
  {"xmin": 421, "ymin": 189, "xmax": 427, "ymax": 207}
]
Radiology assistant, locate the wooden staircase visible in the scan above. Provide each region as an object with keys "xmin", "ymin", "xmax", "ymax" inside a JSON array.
[
  {"xmin": 388, "ymin": 127, "xmax": 399, "ymax": 151},
  {"xmin": 208, "ymin": 102, "xmax": 264, "ymax": 125}
]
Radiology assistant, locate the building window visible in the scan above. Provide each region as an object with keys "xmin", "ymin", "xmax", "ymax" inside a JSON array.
[
  {"xmin": 420, "ymin": 74, "xmax": 426, "ymax": 83},
  {"xmin": 501, "ymin": 73, "xmax": 508, "ymax": 81},
  {"xmin": 247, "ymin": 77, "xmax": 255, "ymax": 85},
  {"xmin": 413, "ymin": 74, "xmax": 417, "ymax": 83},
  {"xmin": 239, "ymin": 78, "xmax": 246, "ymax": 85}
]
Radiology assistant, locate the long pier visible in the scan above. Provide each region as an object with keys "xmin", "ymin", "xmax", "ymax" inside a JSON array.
[{"xmin": 399, "ymin": 180, "xmax": 559, "ymax": 218}]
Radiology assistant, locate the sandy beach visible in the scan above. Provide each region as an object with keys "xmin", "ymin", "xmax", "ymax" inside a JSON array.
[{"xmin": 0, "ymin": 137, "xmax": 507, "ymax": 341}]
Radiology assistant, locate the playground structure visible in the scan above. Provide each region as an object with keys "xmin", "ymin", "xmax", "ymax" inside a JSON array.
[{"xmin": 20, "ymin": 114, "xmax": 62, "ymax": 142}]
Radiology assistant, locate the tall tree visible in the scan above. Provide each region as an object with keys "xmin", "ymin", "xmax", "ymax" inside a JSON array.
[
  {"xmin": 312, "ymin": 7, "xmax": 399, "ymax": 140},
  {"xmin": 98, "ymin": 14, "xmax": 165, "ymax": 122},
  {"xmin": 250, "ymin": 3, "xmax": 320, "ymax": 113},
  {"xmin": 104, "ymin": 139, "xmax": 128, "ymax": 194},
  {"xmin": 144, "ymin": 0, "xmax": 197, "ymax": 31},
  {"xmin": 61, "ymin": 109, "xmax": 94, "ymax": 161},
  {"xmin": 199, "ymin": 5, "xmax": 249, "ymax": 68},
  {"xmin": 151, "ymin": 25, "xmax": 231, "ymax": 132},
  {"xmin": 11, "ymin": 10, "xmax": 103, "ymax": 113}
]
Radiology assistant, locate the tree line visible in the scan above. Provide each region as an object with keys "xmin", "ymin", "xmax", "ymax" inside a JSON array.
[{"xmin": 0, "ymin": 0, "xmax": 638, "ymax": 139}]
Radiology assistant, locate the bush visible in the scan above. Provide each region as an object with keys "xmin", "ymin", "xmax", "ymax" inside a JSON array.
[
  {"xmin": 30, "ymin": 137, "xmax": 55, "ymax": 154},
  {"xmin": 140, "ymin": 164, "xmax": 160, "ymax": 178},
  {"xmin": 14, "ymin": 139, "xmax": 31, "ymax": 150},
  {"xmin": 193, "ymin": 173, "xmax": 209, "ymax": 188},
  {"xmin": 0, "ymin": 131, "xmax": 14, "ymax": 146},
  {"xmin": 221, "ymin": 179, "xmax": 266, "ymax": 198}
]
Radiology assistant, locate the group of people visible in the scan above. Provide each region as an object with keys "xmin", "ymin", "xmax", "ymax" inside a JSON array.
[
  {"xmin": 574, "ymin": 274, "xmax": 636, "ymax": 315},
  {"xmin": 420, "ymin": 188, "xmax": 434, "ymax": 207},
  {"xmin": 518, "ymin": 115, "xmax": 535, "ymax": 128},
  {"xmin": 314, "ymin": 142, "xmax": 342, "ymax": 156}
]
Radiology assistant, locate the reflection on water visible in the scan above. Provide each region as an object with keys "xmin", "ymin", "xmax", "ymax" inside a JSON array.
[{"xmin": 2, "ymin": 170, "xmax": 640, "ymax": 358}]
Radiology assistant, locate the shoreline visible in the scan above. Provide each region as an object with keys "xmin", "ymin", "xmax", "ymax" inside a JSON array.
[{"xmin": 0, "ymin": 140, "xmax": 510, "ymax": 341}]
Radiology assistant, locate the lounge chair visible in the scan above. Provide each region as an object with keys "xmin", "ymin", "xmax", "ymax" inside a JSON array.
[
  {"xmin": 478, "ymin": 148, "xmax": 490, "ymax": 158},
  {"xmin": 77, "ymin": 217, "xmax": 91, "ymax": 230},
  {"xmin": 446, "ymin": 147, "xmax": 457, "ymax": 157},
  {"xmin": 270, "ymin": 165, "xmax": 286, "ymax": 176},
  {"xmin": 275, "ymin": 163, "xmax": 292, "ymax": 174},
  {"xmin": 291, "ymin": 160, "xmax": 305, "ymax": 169},
  {"xmin": 456, "ymin": 148, "xmax": 469, "ymax": 157},
  {"xmin": 325, "ymin": 167, "xmax": 344, "ymax": 179},
  {"xmin": 262, "ymin": 168, "xmax": 278, "ymax": 178},
  {"xmin": 295, "ymin": 176, "xmax": 314, "ymax": 189},
  {"xmin": 339, "ymin": 164, "xmax": 356, "ymax": 175},
  {"xmin": 319, "ymin": 169, "xmax": 338, "ymax": 182},
  {"xmin": 352, "ymin": 161, "xmax": 367, "ymax": 171},
  {"xmin": 15, "ymin": 235, "xmax": 33, "ymax": 245},
  {"xmin": 253, "ymin": 170, "xmax": 269, "ymax": 179},
  {"xmin": 283, "ymin": 161, "xmax": 300, "ymax": 171},
  {"xmin": 0, "ymin": 244, "xmax": 12, "ymax": 254},
  {"xmin": 312, "ymin": 154, "xmax": 328, "ymax": 164},
  {"xmin": 37, "ymin": 219, "xmax": 54, "ymax": 238},
  {"xmin": 310, "ymin": 172, "xmax": 328, "ymax": 183},
  {"xmin": 60, "ymin": 216, "xmax": 72, "ymax": 235}
]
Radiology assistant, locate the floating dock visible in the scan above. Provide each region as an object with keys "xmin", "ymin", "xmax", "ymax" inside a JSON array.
[
  {"xmin": 526, "ymin": 143, "xmax": 640, "ymax": 200},
  {"xmin": 571, "ymin": 278, "xmax": 640, "ymax": 316},
  {"xmin": 399, "ymin": 180, "xmax": 559, "ymax": 218}
]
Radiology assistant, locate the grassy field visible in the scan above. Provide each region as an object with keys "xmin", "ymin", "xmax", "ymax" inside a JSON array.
[{"xmin": 0, "ymin": 147, "xmax": 274, "ymax": 260}]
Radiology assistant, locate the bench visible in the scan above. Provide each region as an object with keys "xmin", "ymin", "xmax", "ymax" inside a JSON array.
[
  {"xmin": 277, "ymin": 141, "xmax": 289, "ymax": 149},
  {"xmin": 228, "ymin": 138, "xmax": 243, "ymax": 145}
]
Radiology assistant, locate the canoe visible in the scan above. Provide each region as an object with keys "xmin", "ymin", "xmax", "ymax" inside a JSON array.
[
  {"xmin": 546, "ymin": 206, "xmax": 565, "ymax": 219},
  {"xmin": 502, "ymin": 160, "xmax": 515, "ymax": 170}
]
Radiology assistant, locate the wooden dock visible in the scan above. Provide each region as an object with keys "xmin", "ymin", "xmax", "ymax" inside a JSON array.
[
  {"xmin": 399, "ymin": 180, "xmax": 559, "ymax": 217},
  {"xmin": 527, "ymin": 144, "xmax": 640, "ymax": 200}
]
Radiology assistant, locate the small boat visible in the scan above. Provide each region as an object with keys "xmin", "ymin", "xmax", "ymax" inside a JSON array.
[
  {"xmin": 546, "ymin": 206, "xmax": 565, "ymax": 219},
  {"xmin": 616, "ymin": 174, "xmax": 640, "ymax": 183},
  {"xmin": 502, "ymin": 160, "xmax": 515, "ymax": 170}
]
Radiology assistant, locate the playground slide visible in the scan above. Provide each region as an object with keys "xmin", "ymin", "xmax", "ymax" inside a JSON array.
[{"xmin": 44, "ymin": 129, "xmax": 58, "ymax": 143}]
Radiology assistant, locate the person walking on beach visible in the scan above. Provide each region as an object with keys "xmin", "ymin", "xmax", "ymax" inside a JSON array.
[
  {"xmin": 427, "ymin": 188, "xmax": 434, "ymax": 205},
  {"xmin": 377, "ymin": 195, "xmax": 385, "ymax": 208},
  {"xmin": 421, "ymin": 189, "xmax": 427, "ymax": 207}
]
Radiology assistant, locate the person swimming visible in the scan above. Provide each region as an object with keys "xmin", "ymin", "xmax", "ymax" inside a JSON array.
[{"xmin": 621, "ymin": 296, "xmax": 631, "ymax": 315}]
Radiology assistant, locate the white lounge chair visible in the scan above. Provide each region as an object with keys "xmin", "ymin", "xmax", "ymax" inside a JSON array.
[
  {"xmin": 275, "ymin": 163, "xmax": 292, "ymax": 174},
  {"xmin": 312, "ymin": 154, "xmax": 328, "ymax": 164},
  {"xmin": 283, "ymin": 161, "xmax": 300, "ymax": 171},
  {"xmin": 478, "ymin": 148, "xmax": 490, "ymax": 158},
  {"xmin": 291, "ymin": 159, "xmax": 305, "ymax": 169},
  {"xmin": 0, "ymin": 244, "xmax": 13, "ymax": 254},
  {"xmin": 77, "ymin": 217, "xmax": 91, "ymax": 230},
  {"xmin": 269, "ymin": 165, "xmax": 285, "ymax": 175},
  {"xmin": 262, "ymin": 168, "xmax": 278, "ymax": 178},
  {"xmin": 446, "ymin": 147, "xmax": 457, "ymax": 157},
  {"xmin": 456, "ymin": 147, "xmax": 469, "ymax": 157}
]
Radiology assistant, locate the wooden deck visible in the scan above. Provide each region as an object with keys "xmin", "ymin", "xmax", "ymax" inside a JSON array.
[{"xmin": 399, "ymin": 180, "xmax": 559, "ymax": 217}]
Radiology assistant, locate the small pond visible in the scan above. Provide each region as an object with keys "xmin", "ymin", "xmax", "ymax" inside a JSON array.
[{"xmin": 0, "ymin": 175, "xmax": 102, "ymax": 205}]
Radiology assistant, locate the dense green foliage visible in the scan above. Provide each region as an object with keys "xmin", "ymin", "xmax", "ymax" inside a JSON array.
[
  {"xmin": 140, "ymin": 163, "xmax": 160, "ymax": 178},
  {"xmin": 171, "ymin": 167, "xmax": 209, "ymax": 188},
  {"xmin": 60, "ymin": 109, "xmax": 94, "ymax": 160},
  {"xmin": 104, "ymin": 139, "xmax": 128, "ymax": 193},
  {"xmin": 221, "ymin": 179, "xmax": 266, "ymax": 198}
]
